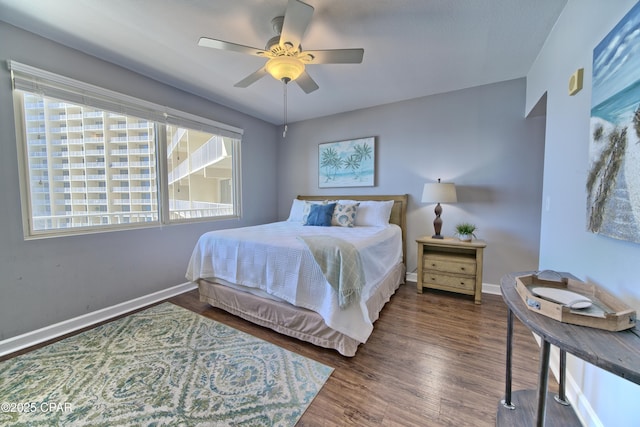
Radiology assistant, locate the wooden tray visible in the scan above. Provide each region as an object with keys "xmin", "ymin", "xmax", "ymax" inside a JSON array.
[{"xmin": 515, "ymin": 274, "xmax": 636, "ymax": 331}]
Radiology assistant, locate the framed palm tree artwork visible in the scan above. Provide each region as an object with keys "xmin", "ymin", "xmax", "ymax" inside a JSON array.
[
  {"xmin": 588, "ymin": 1, "xmax": 640, "ymax": 243},
  {"xmin": 318, "ymin": 136, "xmax": 375, "ymax": 188}
]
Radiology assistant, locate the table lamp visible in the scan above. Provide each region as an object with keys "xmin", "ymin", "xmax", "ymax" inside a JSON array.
[{"xmin": 421, "ymin": 179, "xmax": 457, "ymax": 239}]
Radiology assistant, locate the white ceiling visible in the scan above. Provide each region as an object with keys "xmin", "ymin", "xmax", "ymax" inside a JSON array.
[{"xmin": 0, "ymin": 0, "xmax": 567, "ymax": 125}]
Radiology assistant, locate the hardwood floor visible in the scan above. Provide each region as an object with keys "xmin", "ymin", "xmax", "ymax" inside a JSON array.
[
  {"xmin": 170, "ymin": 282, "xmax": 555, "ymax": 427},
  {"xmin": 1, "ymin": 282, "xmax": 553, "ymax": 426}
]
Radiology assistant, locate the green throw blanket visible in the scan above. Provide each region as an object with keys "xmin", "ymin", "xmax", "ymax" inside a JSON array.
[{"xmin": 298, "ymin": 235, "xmax": 365, "ymax": 309}]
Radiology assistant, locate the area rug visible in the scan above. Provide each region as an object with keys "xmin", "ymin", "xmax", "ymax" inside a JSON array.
[{"xmin": 0, "ymin": 302, "xmax": 333, "ymax": 426}]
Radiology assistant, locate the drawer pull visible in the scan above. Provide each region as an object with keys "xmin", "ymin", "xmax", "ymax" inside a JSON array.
[{"xmin": 460, "ymin": 267, "xmax": 466, "ymax": 271}]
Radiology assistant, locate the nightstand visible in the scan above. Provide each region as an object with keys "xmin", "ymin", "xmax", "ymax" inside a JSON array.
[{"xmin": 416, "ymin": 236, "xmax": 487, "ymax": 304}]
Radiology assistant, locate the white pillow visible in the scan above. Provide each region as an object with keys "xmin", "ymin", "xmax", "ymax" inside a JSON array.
[
  {"xmin": 286, "ymin": 199, "xmax": 306, "ymax": 222},
  {"xmin": 348, "ymin": 200, "xmax": 394, "ymax": 226},
  {"xmin": 287, "ymin": 199, "xmax": 327, "ymax": 223}
]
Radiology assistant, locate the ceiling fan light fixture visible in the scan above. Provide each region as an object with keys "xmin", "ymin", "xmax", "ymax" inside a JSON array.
[{"xmin": 265, "ymin": 56, "xmax": 305, "ymax": 82}]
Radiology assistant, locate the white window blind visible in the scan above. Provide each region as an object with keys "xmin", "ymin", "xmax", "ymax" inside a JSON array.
[{"xmin": 8, "ymin": 60, "xmax": 243, "ymax": 139}]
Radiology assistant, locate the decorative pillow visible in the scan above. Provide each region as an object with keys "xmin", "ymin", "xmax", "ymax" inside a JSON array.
[
  {"xmin": 332, "ymin": 202, "xmax": 359, "ymax": 227},
  {"xmin": 301, "ymin": 200, "xmax": 327, "ymax": 224},
  {"xmin": 353, "ymin": 200, "xmax": 394, "ymax": 226},
  {"xmin": 304, "ymin": 203, "xmax": 336, "ymax": 226}
]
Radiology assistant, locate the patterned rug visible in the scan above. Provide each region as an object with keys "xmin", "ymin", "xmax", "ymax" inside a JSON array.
[{"xmin": 0, "ymin": 303, "xmax": 333, "ymax": 426}]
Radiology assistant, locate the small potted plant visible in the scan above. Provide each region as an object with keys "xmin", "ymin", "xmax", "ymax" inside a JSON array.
[{"xmin": 455, "ymin": 222, "xmax": 477, "ymax": 242}]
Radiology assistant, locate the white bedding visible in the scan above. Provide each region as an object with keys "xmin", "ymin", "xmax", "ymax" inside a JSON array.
[{"xmin": 185, "ymin": 221, "xmax": 403, "ymax": 343}]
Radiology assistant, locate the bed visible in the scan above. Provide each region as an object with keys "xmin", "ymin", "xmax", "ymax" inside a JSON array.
[{"xmin": 186, "ymin": 194, "xmax": 408, "ymax": 356}]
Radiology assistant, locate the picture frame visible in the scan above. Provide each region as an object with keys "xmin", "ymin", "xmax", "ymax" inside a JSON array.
[{"xmin": 318, "ymin": 136, "xmax": 375, "ymax": 188}]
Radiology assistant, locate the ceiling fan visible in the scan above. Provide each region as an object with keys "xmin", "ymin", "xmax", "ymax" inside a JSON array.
[{"xmin": 197, "ymin": 0, "xmax": 364, "ymax": 94}]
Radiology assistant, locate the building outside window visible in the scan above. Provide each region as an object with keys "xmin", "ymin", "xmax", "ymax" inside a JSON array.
[{"xmin": 10, "ymin": 61, "xmax": 243, "ymax": 238}]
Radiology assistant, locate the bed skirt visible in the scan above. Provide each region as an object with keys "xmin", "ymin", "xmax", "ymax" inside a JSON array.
[{"xmin": 198, "ymin": 262, "xmax": 405, "ymax": 357}]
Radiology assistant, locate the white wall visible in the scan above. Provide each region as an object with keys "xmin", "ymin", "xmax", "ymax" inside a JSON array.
[
  {"xmin": 0, "ymin": 22, "xmax": 279, "ymax": 340},
  {"xmin": 527, "ymin": 0, "xmax": 640, "ymax": 425},
  {"xmin": 276, "ymin": 78, "xmax": 546, "ymax": 286}
]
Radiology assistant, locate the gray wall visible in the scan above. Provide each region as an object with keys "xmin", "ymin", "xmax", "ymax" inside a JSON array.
[
  {"xmin": 0, "ymin": 22, "xmax": 279, "ymax": 340},
  {"xmin": 527, "ymin": 1, "xmax": 640, "ymax": 425},
  {"xmin": 276, "ymin": 78, "xmax": 546, "ymax": 285}
]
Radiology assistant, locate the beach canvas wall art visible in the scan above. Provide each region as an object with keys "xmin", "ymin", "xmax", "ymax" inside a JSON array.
[
  {"xmin": 318, "ymin": 137, "xmax": 375, "ymax": 188},
  {"xmin": 588, "ymin": 1, "xmax": 640, "ymax": 243}
]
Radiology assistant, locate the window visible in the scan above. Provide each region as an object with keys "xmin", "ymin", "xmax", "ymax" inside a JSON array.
[
  {"xmin": 166, "ymin": 126, "xmax": 238, "ymax": 220},
  {"xmin": 10, "ymin": 61, "xmax": 243, "ymax": 238}
]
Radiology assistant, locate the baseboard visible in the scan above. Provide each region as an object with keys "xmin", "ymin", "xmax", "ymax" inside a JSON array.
[
  {"xmin": 482, "ymin": 282, "xmax": 501, "ymax": 295},
  {"xmin": 0, "ymin": 281, "xmax": 197, "ymax": 358},
  {"xmin": 405, "ymin": 272, "xmax": 500, "ymax": 295}
]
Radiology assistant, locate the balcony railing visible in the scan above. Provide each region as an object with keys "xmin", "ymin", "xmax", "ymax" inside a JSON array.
[
  {"xmin": 110, "ymin": 148, "xmax": 152, "ymax": 155},
  {"xmin": 53, "ymin": 187, "xmax": 90, "ymax": 194},
  {"xmin": 112, "ymin": 186, "xmax": 156, "ymax": 193},
  {"xmin": 169, "ymin": 200, "xmax": 232, "ymax": 219},
  {"xmin": 85, "ymin": 149, "xmax": 105, "ymax": 156},
  {"xmin": 129, "ymin": 161, "xmax": 152, "ymax": 167},
  {"xmin": 111, "ymin": 174, "xmax": 153, "ymax": 180},
  {"xmin": 85, "ymin": 162, "xmax": 105, "ymax": 168},
  {"xmin": 167, "ymin": 135, "xmax": 227, "ymax": 184},
  {"xmin": 113, "ymin": 199, "xmax": 154, "ymax": 205},
  {"xmin": 31, "ymin": 210, "xmax": 159, "ymax": 231},
  {"xmin": 86, "ymin": 175, "xmax": 107, "ymax": 180}
]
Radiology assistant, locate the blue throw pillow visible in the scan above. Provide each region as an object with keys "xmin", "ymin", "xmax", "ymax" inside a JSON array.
[{"xmin": 304, "ymin": 203, "xmax": 336, "ymax": 226}]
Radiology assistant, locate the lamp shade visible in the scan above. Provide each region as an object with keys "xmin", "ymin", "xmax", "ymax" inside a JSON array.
[{"xmin": 421, "ymin": 181, "xmax": 457, "ymax": 204}]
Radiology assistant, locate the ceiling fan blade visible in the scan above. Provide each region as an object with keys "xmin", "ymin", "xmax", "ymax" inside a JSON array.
[
  {"xmin": 198, "ymin": 37, "xmax": 265, "ymax": 56},
  {"xmin": 234, "ymin": 67, "xmax": 269, "ymax": 88},
  {"xmin": 280, "ymin": 0, "xmax": 314, "ymax": 49},
  {"xmin": 295, "ymin": 70, "xmax": 319, "ymax": 94},
  {"xmin": 304, "ymin": 48, "xmax": 365, "ymax": 64}
]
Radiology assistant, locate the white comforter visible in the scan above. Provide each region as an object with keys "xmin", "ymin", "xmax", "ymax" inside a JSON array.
[{"xmin": 185, "ymin": 221, "xmax": 402, "ymax": 343}]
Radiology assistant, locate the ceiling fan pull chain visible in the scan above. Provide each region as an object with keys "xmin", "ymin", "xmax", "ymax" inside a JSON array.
[{"xmin": 283, "ymin": 81, "xmax": 288, "ymax": 138}]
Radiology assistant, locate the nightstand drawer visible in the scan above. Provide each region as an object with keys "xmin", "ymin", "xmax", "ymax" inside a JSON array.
[
  {"xmin": 423, "ymin": 254, "xmax": 476, "ymax": 275},
  {"xmin": 422, "ymin": 272, "xmax": 476, "ymax": 292}
]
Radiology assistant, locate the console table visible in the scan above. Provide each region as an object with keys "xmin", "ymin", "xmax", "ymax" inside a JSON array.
[{"xmin": 497, "ymin": 272, "xmax": 640, "ymax": 427}]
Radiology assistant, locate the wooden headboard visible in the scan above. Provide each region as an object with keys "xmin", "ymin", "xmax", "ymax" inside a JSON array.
[{"xmin": 297, "ymin": 194, "xmax": 409, "ymax": 265}]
